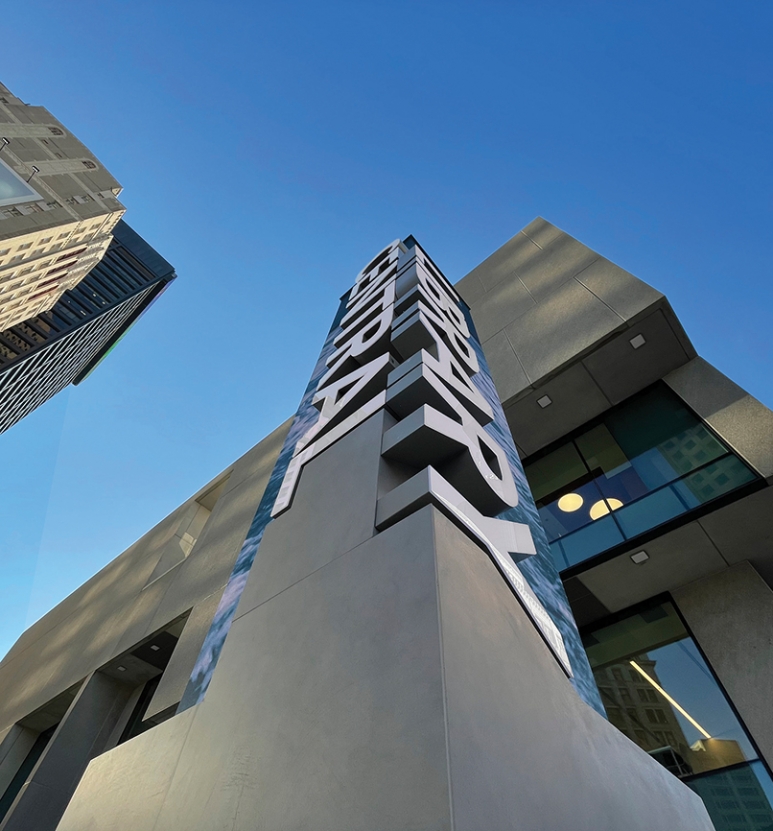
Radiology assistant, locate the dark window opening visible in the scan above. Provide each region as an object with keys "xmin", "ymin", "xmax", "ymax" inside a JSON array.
[
  {"xmin": 108, "ymin": 618, "xmax": 189, "ymax": 746},
  {"xmin": 118, "ymin": 676, "xmax": 162, "ymax": 744},
  {"xmin": 0, "ymin": 725, "xmax": 57, "ymax": 822}
]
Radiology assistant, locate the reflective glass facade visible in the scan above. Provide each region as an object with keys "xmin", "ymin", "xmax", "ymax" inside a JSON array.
[
  {"xmin": 0, "ymin": 220, "xmax": 174, "ymax": 371},
  {"xmin": 0, "ymin": 220, "xmax": 175, "ymax": 433},
  {"xmin": 524, "ymin": 385, "xmax": 757, "ymax": 571},
  {"xmin": 583, "ymin": 601, "xmax": 773, "ymax": 831}
]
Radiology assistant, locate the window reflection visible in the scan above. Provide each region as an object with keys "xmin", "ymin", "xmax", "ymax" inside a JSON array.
[
  {"xmin": 584, "ymin": 601, "xmax": 773, "ymax": 831},
  {"xmin": 524, "ymin": 385, "xmax": 756, "ymax": 571}
]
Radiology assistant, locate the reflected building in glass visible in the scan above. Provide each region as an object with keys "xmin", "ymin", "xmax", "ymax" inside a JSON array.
[
  {"xmin": 0, "ymin": 219, "xmax": 771, "ymax": 831},
  {"xmin": 584, "ymin": 598, "xmax": 773, "ymax": 829},
  {"xmin": 525, "ymin": 386, "xmax": 757, "ymax": 570}
]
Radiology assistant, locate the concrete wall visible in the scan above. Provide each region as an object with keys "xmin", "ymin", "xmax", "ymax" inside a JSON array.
[
  {"xmin": 7, "ymin": 218, "xmax": 764, "ymax": 828},
  {"xmin": 56, "ymin": 414, "xmax": 712, "ymax": 831},
  {"xmin": 457, "ymin": 218, "xmax": 695, "ymax": 455},
  {"xmin": 433, "ymin": 508, "xmax": 712, "ymax": 831},
  {"xmin": 0, "ymin": 419, "xmax": 290, "ymax": 737},
  {"xmin": 50, "ymin": 708, "xmax": 197, "ymax": 831},
  {"xmin": 0, "ymin": 672, "xmax": 133, "ymax": 831},
  {"xmin": 144, "ymin": 591, "xmax": 222, "ymax": 720},
  {"xmin": 674, "ymin": 561, "xmax": 773, "ymax": 766}
]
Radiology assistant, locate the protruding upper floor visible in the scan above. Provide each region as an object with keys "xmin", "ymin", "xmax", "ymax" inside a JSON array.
[{"xmin": 458, "ymin": 217, "xmax": 773, "ymax": 623}]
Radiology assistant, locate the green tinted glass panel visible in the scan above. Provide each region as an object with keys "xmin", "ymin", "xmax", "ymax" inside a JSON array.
[
  {"xmin": 526, "ymin": 442, "xmax": 587, "ymax": 503},
  {"xmin": 575, "ymin": 424, "xmax": 629, "ymax": 475},
  {"xmin": 603, "ymin": 386, "xmax": 700, "ymax": 459},
  {"xmin": 675, "ymin": 455, "xmax": 757, "ymax": 507},
  {"xmin": 524, "ymin": 384, "xmax": 757, "ymax": 571}
]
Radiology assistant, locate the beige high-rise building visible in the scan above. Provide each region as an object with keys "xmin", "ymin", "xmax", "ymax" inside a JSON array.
[{"xmin": 0, "ymin": 81, "xmax": 125, "ymax": 331}]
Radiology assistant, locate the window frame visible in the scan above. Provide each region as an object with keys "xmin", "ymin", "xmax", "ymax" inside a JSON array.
[
  {"xmin": 522, "ymin": 381, "xmax": 765, "ymax": 578},
  {"xmin": 579, "ymin": 592, "xmax": 773, "ymax": 786}
]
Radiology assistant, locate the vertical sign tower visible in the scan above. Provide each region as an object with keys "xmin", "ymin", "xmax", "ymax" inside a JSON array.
[
  {"xmin": 60, "ymin": 238, "xmax": 714, "ymax": 831},
  {"xmin": 275, "ymin": 238, "xmax": 575, "ymax": 677}
]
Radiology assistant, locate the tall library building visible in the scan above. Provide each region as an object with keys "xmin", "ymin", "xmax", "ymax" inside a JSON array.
[{"xmin": 1, "ymin": 220, "xmax": 772, "ymax": 831}]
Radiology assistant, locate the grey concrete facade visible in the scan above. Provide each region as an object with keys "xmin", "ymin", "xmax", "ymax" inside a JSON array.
[
  {"xmin": 0, "ymin": 420, "xmax": 290, "ymax": 830},
  {"xmin": 457, "ymin": 218, "xmax": 696, "ymax": 457},
  {"xmin": 56, "ymin": 413, "xmax": 712, "ymax": 831},
  {"xmin": 0, "ymin": 218, "xmax": 771, "ymax": 828},
  {"xmin": 0, "ymin": 671, "xmax": 133, "ymax": 831},
  {"xmin": 459, "ymin": 218, "xmax": 773, "ymax": 808},
  {"xmin": 665, "ymin": 357, "xmax": 773, "ymax": 481}
]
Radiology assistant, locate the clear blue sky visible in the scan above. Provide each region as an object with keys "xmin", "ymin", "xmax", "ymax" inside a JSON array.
[{"xmin": 1, "ymin": 0, "xmax": 771, "ymax": 658}]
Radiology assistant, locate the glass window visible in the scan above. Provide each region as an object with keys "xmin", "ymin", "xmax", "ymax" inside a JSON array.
[
  {"xmin": 583, "ymin": 601, "xmax": 773, "ymax": 831},
  {"xmin": 523, "ymin": 385, "xmax": 757, "ymax": 572},
  {"xmin": 0, "ymin": 158, "xmax": 41, "ymax": 208}
]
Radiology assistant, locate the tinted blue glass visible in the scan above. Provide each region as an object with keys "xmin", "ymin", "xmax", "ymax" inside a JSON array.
[
  {"xmin": 549, "ymin": 539, "xmax": 570, "ymax": 571},
  {"xmin": 585, "ymin": 601, "xmax": 773, "ymax": 831},
  {"xmin": 592, "ymin": 458, "xmax": 650, "ymax": 506},
  {"xmin": 654, "ymin": 424, "xmax": 728, "ymax": 476},
  {"xmin": 613, "ymin": 486, "xmax": 689, "ymax": 539},
  {"xmin": 538, "ymin": 479, "xmax": 608, "ymax": 542},
  {"xmin": 626, "ymin": 446, "xmax": 687, "ymax": 490},
  {"xmin": 621, "ymin": 425, "xmax": 727, "ymax": 491},
  {"xmin": 583, "ymin": 603, "xmax": 773, "ymax": 800},
  {"xmin": 560, "ymin": 516, "xmax": 625, "ymax": 567}
]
